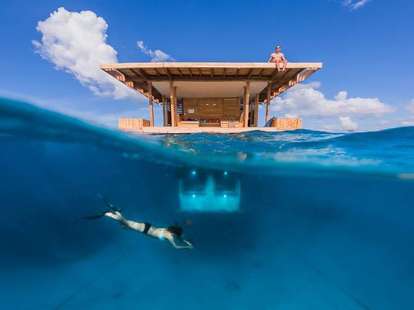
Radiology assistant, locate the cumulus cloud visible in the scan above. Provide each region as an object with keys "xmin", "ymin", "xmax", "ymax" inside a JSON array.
[
  {"xmin": 271, "ymin": 82, "xmax": 392, "ymax": 131},
  {"xmin": 137, "ymin": 40, "xmax": 175, "ymax": 62},
  {"xmin": 339, "ymin": 116, "xmax": 358, "ymax": 131},
  {"xmin": 343, "ymin": 0, "xmax": 371, "ymax": 10},
  {"xmin": 272, "ymin": 82, "xmax": 392, "ymax": 117},
  {"xmin": 406, "ymin": 99, "xmax": 414, "ymax": 114},
  {"xmin": 33, "ymin": 7, "xmax": 137, "ymax": 99},
  {"xmin": 399, "ymin": 100, "xmax": 414, "ymax": 127},
  {"xmin": 400, "ymin": 120, "xmax": 414, "ymax": 126}
]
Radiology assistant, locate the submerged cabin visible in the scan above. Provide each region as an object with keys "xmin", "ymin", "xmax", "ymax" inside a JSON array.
[
  {"xmin": 178, "ymin": 168, "xmax": 240, "ymax": 212},
  {"xmin": 101, "ymin": 62, "xmax": 322, "ymax": 133}
]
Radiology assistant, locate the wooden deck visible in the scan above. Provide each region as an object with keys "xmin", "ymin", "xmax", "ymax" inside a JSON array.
[{"xmin": 123, "ymin": 126, "xmax": 299, "ymax": 134}]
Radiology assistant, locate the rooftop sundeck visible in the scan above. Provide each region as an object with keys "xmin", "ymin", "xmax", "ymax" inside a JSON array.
[{"xmin": 101, "ymin": 62, "xmax": 322, "ymax": 133}]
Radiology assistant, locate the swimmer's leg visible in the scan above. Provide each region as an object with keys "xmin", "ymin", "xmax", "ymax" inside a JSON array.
[
  {"xmin": 103, "ymin": 211, "xmax": 146, "ymax": 233},
  {"xmin": 83, "ymin": 213, "xmax": 106, "ymax": 220},
  {"xmin": 103, "ymin": 210, "xmax": 123, "ymax": 221},
  {"xmin": 84, "ymin": 195, "xmax": 122, "ymax": 220},
  {"xmin": 97, "ymin": 194, "xmax": 121, "ymax": 213},
  {"xmin": 83, "ymin": 210, "xmax": 123, "ymax": 221}
]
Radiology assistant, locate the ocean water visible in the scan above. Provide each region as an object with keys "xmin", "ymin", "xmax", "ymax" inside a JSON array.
[{"xmin": 1, "ymin": 97, "xmax": 414, "ymax": 309}]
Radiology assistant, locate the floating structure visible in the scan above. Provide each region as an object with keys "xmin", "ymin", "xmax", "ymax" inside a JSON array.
[{"xmin": 101, "ymin": 62, "xmax": 322, "ymax": 133}]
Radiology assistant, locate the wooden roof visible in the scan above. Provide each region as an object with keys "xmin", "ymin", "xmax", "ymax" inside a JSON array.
[{"xmin": 101, "ymin": 62, "xmax": 322, "ymax": 103}]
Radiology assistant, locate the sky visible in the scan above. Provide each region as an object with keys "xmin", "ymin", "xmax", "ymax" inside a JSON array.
[{"xmin": 0, "ymin": 0, "xmax": 413, "ymax": 131}]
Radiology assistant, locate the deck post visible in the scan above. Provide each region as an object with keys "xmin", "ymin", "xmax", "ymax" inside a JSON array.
[
  {"xmin": 243, "ymin": 81, "xmax": 250, "ymax": 127},
  {"xmin": 162, "ymin": 96, "xmax": 167, "ymax": 126},
  {"xmin": 170, "ymin": 81, "xmax": 177, "ymax": 127},
  {"xmin": 254, "ymin": 94, "xmax": 259, "ymax": 127},
  {"xmin": 265, "ymin": 82, "xmax": 271, "ymax": 124},
  {"xmin": 148, "ymin": 81, "xmax": 154, "ymax": 127},
  {"xmin": 173, "ymin": 87, "xmax": 178, "ymax": 127}
]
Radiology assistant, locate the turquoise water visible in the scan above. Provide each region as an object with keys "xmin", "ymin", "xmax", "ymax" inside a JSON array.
[{"xmin": 1, "ymin": 97, "xmax": 414, "ymax": 309}]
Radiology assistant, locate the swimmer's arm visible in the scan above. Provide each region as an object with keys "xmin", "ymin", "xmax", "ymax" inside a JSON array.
[
  {"xmin": 169, "ymin": 237, "xmax": 193, "ymax": 249},
  {"xmin": 182, "ymin": 240, "xmax": 194, "ymax": 249}
]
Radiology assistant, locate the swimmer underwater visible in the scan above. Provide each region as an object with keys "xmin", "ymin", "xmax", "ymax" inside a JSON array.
[{"xmin": 85, "ymin": 196, "xmax": 193, "ymax": 249}]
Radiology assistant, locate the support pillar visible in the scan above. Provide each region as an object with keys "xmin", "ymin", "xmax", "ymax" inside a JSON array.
[
  {"xmin": 148, "ymin": 82, "xmax": 154, "ymax": 127},
  {"xmin": 243, "ymin": 81, "xmax": 250, "ymax": 128},
  {"xmin": 162, "ymin": 96, "xmax": 167, "ymax": 126},
  {"xmin": 265, "ymin": 82, "xmax": 271, "ymax": 124},
  {"xmin": 170, "ymin": 81, "xmax": 177, "ymax": 127},
  {"xmin": 254, "ymin": 94, "xmax": 259, "ymax": 127}
]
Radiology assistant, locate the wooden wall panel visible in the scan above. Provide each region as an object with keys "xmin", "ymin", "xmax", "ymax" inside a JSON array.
[{"xmin": 181, "ymin": 97, "xmax": 240, "ymax": 121}]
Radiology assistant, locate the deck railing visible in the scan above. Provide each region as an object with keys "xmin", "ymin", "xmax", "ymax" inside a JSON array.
[{"xmin": 118, "ymin": 118, "xmax": 150, "ymax": 131}]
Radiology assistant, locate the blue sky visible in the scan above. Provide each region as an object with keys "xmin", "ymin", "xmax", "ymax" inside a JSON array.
[{"xmin": 0, "ymin": 0, "xmax": 413, "ymax": 131}]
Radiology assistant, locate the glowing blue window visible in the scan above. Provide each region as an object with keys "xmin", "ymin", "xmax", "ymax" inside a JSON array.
[{"xmin": 178, "ymin": 176, "xmax": 240, "ymax": 213}]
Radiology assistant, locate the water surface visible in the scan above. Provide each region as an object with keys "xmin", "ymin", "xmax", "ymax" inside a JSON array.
[{"xmin": 1, "ymin": 97, "xmax": 413, "ymax": 309}]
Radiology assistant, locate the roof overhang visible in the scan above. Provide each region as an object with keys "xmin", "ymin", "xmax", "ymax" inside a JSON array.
[{"xmin": 101, "ymin": 62, "xmax": 322, "ymax": 103}]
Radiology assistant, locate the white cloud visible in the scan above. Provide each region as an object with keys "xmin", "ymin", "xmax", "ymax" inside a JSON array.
[
  {"xmin": 400, "ymin": 100, "xmax": 414, "ymax": 127},
  {"xmin": 400, "ymin": 120, "xmax": 414, "ymax": 126},
  {"xmin": 339, "ymin": 116, "xmax": 358, "ymax": 131},
  {"xmin": 406, "ymin": 99, "xmax": 414, "ymax": 114},
  {"xmin": 137, "ymin": 40, "xmax": 174, "ymax": 62},
  {"xmin": 33, "ymin": 7, "xmax": 137, "ymax": 99},
  {"xmin": 271, "ymin": 82, "xmax": 393, "ymax": 131},
  {"xmin": 272, "ymin": 82, "xmax": 392, "ymax": 117},
  {"xmin": 343, "ymin": 0, "xmax": 371, "ymax": 10}
]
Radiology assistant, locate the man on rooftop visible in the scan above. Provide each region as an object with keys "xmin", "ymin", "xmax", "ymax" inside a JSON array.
[{"xmin": 268, "ymin": 45, "xmax": 288, "ymax": 71}]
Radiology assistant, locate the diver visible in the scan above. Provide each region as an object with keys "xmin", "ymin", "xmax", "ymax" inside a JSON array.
[{"xmin": 85, "ymin": 197, "xmax": 193, "ymax": 250}]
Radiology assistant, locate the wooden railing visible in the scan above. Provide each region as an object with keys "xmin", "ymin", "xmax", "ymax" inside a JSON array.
[
  {"xmin": 266, "ymin": 118, "xmax": 302, "ymax": 130},
  {"xmin": 118, "ymin": 118, "xmax": 150, "ymax": 131}
]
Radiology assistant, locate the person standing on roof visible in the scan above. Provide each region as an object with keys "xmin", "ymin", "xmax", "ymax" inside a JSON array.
[{"xmin": 268, "ymin": 45, "xmax": 288, "ymax": 71}]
